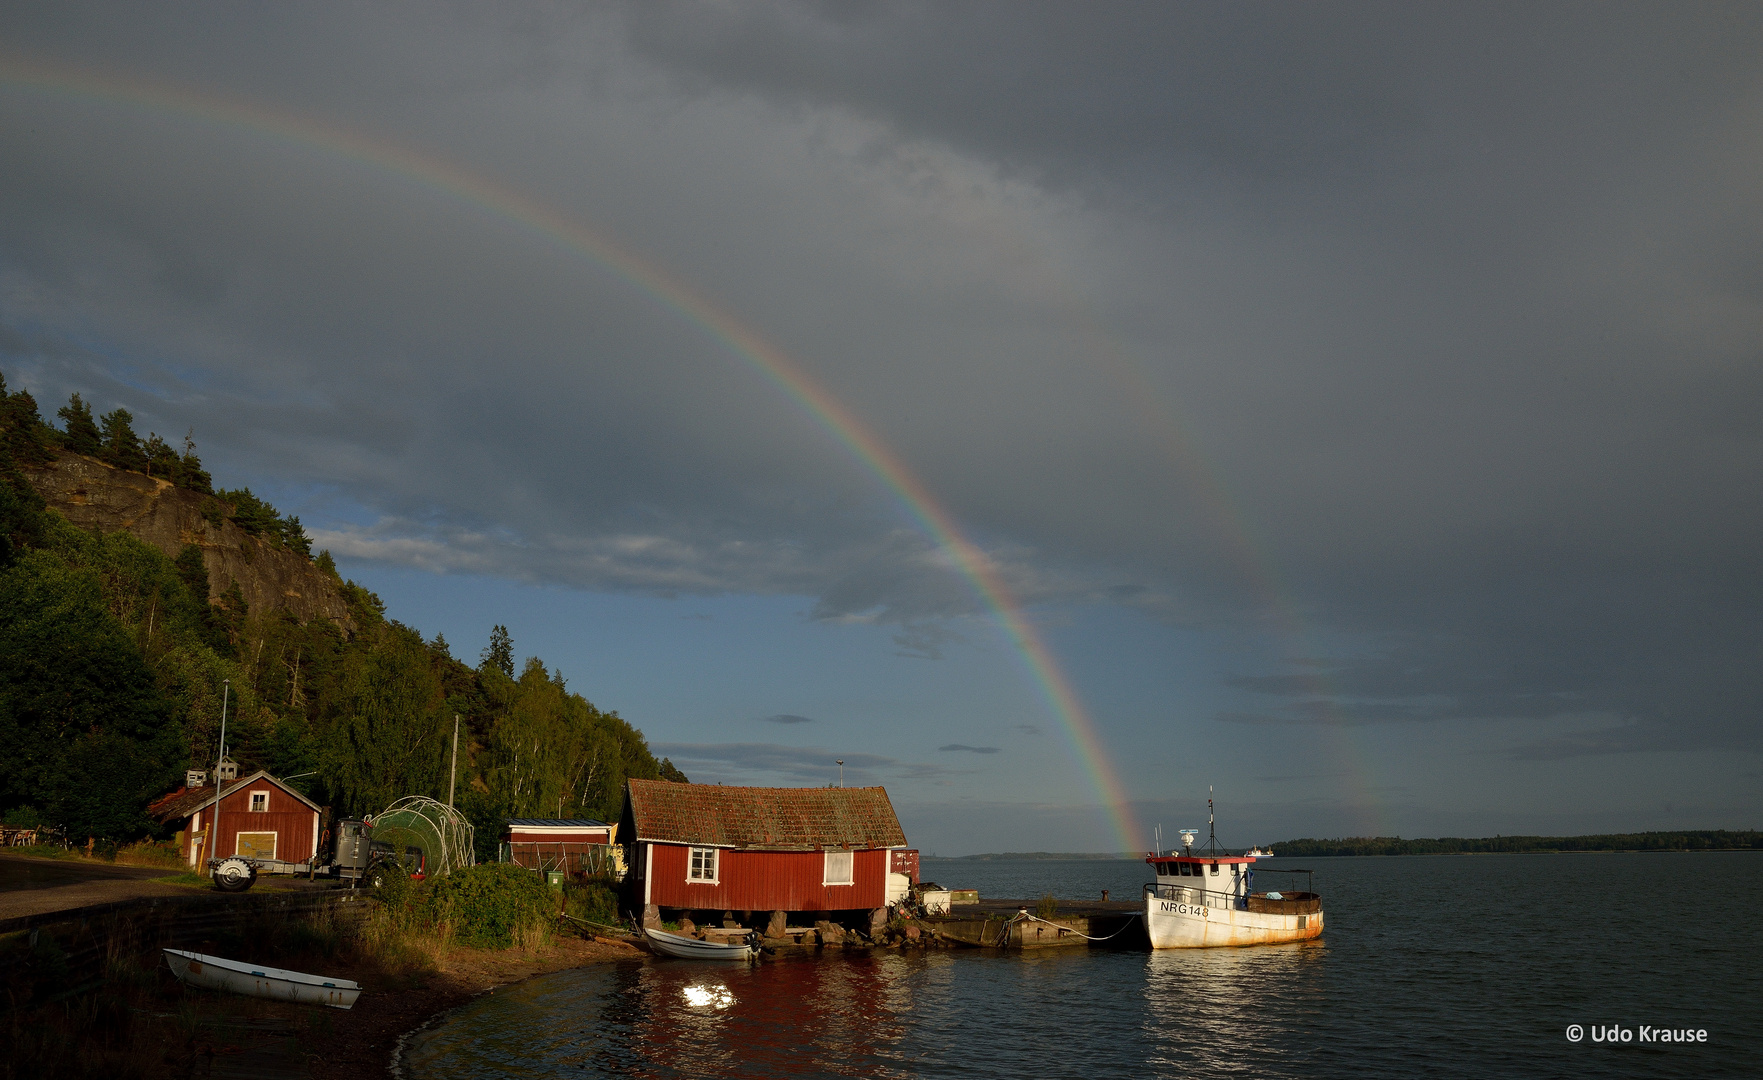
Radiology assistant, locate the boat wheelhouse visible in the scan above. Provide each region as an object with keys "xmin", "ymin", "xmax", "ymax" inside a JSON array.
[{"xmin": 1143, "ymin": 800, "xmax": 1322, "ymax": 948}]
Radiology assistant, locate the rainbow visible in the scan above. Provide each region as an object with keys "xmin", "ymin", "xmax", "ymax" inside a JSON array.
[{"xmin": 0, "ymin": 56, "xmax": 1151, "ymax": 851}]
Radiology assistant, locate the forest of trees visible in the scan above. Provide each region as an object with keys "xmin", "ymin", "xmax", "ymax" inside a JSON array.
[{"xmin": 0, "ymin": 371, "xmax": 685, "ymax": 858}]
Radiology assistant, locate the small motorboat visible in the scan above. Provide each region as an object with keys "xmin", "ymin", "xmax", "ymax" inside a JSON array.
[
  {"xmin": 643, "ymin": 927, "xmax": 760, "ymax": 961},
  {"xmin": 163, "ymin": 948, "xmax": 361, "ymax": 1009}
]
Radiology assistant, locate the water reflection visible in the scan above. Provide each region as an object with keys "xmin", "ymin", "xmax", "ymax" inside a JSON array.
[
  {"xmin": 402, "ymin": 953, "xmax": 930, "ymax": 1079},
  {"xmin": 402, "ymin": 856, "xmax": 1759, "ymax": 1080},
  {"xmin": 1142, "ymin": 943, "xmax": 1327, "ymax": 1078}
]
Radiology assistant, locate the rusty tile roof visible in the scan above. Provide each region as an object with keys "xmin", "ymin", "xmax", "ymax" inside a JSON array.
[
  {"xmin": 147, "ymin": 770, "xmax": 321, "ymax": 823},
  {"xmin": 626, "ymin": 779, "xmax": 907, "ymax": 850}
]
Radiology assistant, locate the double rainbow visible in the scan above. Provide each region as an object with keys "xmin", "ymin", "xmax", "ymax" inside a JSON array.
[{"xmin": 1, "ymin": 57, "xmax": 1151, "ymax": 851}]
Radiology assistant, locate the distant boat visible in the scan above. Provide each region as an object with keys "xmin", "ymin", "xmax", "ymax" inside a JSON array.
[
  {"xmin": 1245, "ymin": 848, "xmax": 1275, "ymax": 858},
  {"xmin": 642, "ymin": 927, "xmax": 760, "ymax": 961},
  {"xmin": 163, "ymin": 948, "xmax": 361, "ymax": 1009}
]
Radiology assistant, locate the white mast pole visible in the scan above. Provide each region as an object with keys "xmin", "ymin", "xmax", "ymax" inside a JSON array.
[
  {"xmin": 203, "ymin": 679, "xmax": 230, "ymax": 870},
  {"xmin": 448, "ymin": 714, "xmax": 460, "ymax": 807}
]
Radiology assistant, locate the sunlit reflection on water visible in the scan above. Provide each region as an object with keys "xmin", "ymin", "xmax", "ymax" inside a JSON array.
[{"xmin": 681, "ymin": 984, "xmax": 735, "ymax": 1009}]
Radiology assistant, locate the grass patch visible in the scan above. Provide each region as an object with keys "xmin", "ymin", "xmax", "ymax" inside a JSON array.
[
  {"xmin": 113, "ymin": 840, "xmax": 185, "ymax": 869},
  {"xmin": 150, "ymin": 870, "xmax": 211, "ymax": 888}
]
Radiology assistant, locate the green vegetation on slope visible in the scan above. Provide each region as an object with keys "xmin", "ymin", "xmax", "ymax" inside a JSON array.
[{"xmin": 0, "ymin": 369, "xmax": 685, "ymax": 851}]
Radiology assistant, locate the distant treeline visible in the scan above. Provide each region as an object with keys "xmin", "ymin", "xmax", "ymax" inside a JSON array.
[
  {"xmin": 930, "ymin": 851, "xmax": 1143, "ymax": 861},
  {"xmin": 1271, "ymin": 831, "xmax": 1763, "ymax": 857}
]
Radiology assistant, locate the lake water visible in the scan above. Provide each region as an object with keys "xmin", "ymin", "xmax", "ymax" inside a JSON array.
[{"xmin": 398, "ymin": 853, "xmax": 1762, "ymax": 1078}]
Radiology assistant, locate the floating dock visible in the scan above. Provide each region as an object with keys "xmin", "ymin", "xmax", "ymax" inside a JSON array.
[{"xmin": 924, "ymin": 898, "xmax": 1147, "ymax": 949}]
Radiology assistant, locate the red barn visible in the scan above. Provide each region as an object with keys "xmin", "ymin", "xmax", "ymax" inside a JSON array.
[
  {"xmin": 620, "ymin": 779, "xmax": 909, "ymax": 920},
  {"xmin": 149, "ymin": 770, "xmax": 323, "ymax": 867}
]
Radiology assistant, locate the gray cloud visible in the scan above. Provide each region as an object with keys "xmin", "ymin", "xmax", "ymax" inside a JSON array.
[
  {"xmin": 1, "ymin": 2, "xmax": 1759, "ymax": 794},
  {"xmin": 759, "ymin": 714, "xmax": 814, "ymax": 725},
  {"xmin": 938, "ymin": 744, "xmax": 1000, "ymax": 755},
  {"xmin": 651, "ymin": 742, "xmax": 962, "ymax": 785}
]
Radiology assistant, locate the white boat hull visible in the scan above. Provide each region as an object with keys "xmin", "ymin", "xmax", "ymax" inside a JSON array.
[
  {"xmin": 1144, "ymin": 892, "xmax": 1323, "ymax": 948},
  {"xmin": 163, "ymin": 948, "xmax": 361, "ymax": 1009},
  {"xmin": 643, "ymin": 927, "xmax": 758, "ymax": 961}
]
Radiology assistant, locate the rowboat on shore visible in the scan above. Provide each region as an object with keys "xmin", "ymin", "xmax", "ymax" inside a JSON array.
[
  {"xmin": 162, "ymin": 948, "xmax": 362, "ymax": 1009},
  {"xmin": 642, "ymin": 927, "xmax": 760, "ymax": 961}
]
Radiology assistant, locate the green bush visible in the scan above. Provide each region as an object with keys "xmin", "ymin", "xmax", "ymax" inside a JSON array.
[
  {"xmin": 563, "ymin": 880, "xmax": 620, "ymax": 927},
  {"xmin": 1035, "ymin": 893, "xmax": 1059, "ymax": 919},
  {"xmin": 424, "ymin": 863, "xmax": 555, "ymax": 949}
]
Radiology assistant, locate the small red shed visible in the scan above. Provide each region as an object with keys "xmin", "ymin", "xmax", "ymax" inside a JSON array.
[
  {"xmin": 620, "ymin": 779, "xmax": 909, "ymax": 918},
  {"xmin": 501, "ymin": 818, "xmax": 615, "ymax": 871},
  {"xmin": 148, "ymin": 769, "xmax": 323, "ymax": 867}
]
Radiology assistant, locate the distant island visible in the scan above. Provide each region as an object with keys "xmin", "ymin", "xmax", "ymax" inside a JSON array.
[
  {"xmin": 928, "ymin": 829, "xmax": 1763, "ymax": 861},
  {"xmin": 1267, "ymin": 830, "xmax": 1762, "ymax": 857}
]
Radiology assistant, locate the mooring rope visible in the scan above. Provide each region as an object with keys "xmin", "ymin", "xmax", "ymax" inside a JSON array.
[{"xmin": 995, "ymin": 910, "xmax": 1143, "ymax": 945}]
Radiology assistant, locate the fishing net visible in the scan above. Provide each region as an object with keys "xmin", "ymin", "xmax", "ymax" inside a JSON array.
[{"xmin": 370, "ymin": 796, "xmax": 476, "ymax": 878}]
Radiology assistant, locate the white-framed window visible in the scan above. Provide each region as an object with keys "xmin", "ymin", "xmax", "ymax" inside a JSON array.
[
  {"xmin": 823, "ymin": 849, "xmax": 854, "ymax": 886},
  {"xmin": 688, "ymin": 846, "xmax": 718, "ymax": 883},
  {"xmin": 249, "ymin": 790, "xmax": 269, "ymax": 813}
]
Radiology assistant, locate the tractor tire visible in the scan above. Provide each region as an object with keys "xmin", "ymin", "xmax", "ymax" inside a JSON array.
[
  {"xmin": 213, "ymin": 858, "xmax": 256, "ymax": 892},
  {"xmin": 368, "ymin": 861, "xmax": 407, "ymax": 890}
]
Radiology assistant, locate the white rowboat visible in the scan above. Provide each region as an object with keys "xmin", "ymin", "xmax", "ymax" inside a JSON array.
[
  {"xmin": 643, "ymin": 927, "xmax": 759, "ymax": 961},
  {"xmin": 162, "ymin": 948, "xmax": 362, "ymax": 1009}
]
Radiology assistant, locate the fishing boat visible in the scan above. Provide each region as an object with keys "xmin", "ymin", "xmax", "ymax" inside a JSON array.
[
  {"xmin": 642, "ymin": 927, "xmax": 761, "ymax": 961},
  {"xmin": 1143, "ymin": 795, "xmax": 1322, "ymax": 948},
  {"xmin": 162, "ymin": 948, "xmax": 361, "ymax": 1009}
]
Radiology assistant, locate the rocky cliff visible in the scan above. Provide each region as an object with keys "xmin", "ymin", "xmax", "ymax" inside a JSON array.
[{"xmin": 22, "ymin": 453, "xmax": 354, "ymax": 634}]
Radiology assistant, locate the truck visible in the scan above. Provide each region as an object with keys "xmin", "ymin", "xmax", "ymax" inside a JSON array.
[{"xmin": 207, "ymin": 817, "xmax": 423, "ymax": 892}]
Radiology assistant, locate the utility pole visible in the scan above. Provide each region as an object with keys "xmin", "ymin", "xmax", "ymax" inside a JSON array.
[
  {"xmin": 448, "ymin": 714, "xmax": 460, "ymax": 807},
  {"xmin": 837, "ymin": 759, "xmax": 844, "ymax": 788},
  {"xmin": 202, "ymin": 679, "xmax": 230, "ymax": 871}
]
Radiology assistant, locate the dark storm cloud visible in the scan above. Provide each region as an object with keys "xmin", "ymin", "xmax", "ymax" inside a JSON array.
[
  {"xmin": 649, "ymin": 742, "xmax": 959, "ymax": 784},
  {"xmin": 2, "ymin": 2, "xmax": 1760, "ymax": 765},
  {"xmin": 938, "ymin": 744, "xmax": 1000, "ymax": 755},
  {"xmin": 759, "ymin": 714, "xmax": 814, "ymax": 725}
]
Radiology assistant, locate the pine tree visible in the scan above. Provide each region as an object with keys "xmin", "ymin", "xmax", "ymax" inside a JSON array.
[
  {"xmin": 482, "ymin": 625, "xmax": 514, "ymax": 678},
  {"xmin": 143, "ymin": 433, "xmax": 179, "ymax": 479},
  {"xmin": 99, "ymin": 408, "xmax": 147, "ymax": 472},
  {"xmin": 0, "ymin": 375, "xmax": 55, "ymax": 466},
  {"xmin": 177, "ymin": 430, "xmax": 213, "ymax": 493},
  {"xmin": 57, "ymin": 393, "xmax": 102, "ymax": 456}
]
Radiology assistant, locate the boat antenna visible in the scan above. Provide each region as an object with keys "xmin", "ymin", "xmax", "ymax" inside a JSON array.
[{"xmin": 1208, "ymin": 786, "xmax": 1218, "ymax": 855}]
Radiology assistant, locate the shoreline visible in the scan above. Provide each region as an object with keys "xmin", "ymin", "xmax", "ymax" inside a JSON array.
[
  {"xmin": 126, "ymin": 931, "xmax": 646, "ymax": 1080},
  {"xmin": 293, "ymin": 933, "xmax": 646, "ymax": 1080}
]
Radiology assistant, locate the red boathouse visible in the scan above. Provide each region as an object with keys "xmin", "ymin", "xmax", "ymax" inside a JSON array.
[
  {"xmin": 620, "ymin": 779, "xmax": 910, "ymax": 918},
  {"xmin": 148, "ymin": 769, "xmax": 323, "ymax": 867}
]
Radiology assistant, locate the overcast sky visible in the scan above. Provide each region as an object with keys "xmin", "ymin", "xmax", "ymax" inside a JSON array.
[{"xmin": 2, "ymin": 3, "xmax": 1758, "ymax": 852}]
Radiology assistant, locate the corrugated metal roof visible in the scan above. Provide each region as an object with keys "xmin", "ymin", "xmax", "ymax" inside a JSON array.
[
  {"xmin": 506, "ymin": 818, "xmax": 611, "ymax": 828},
  {"xmin": 626, "ymin": 779, "xmax": 906, "ymax": 850}
]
